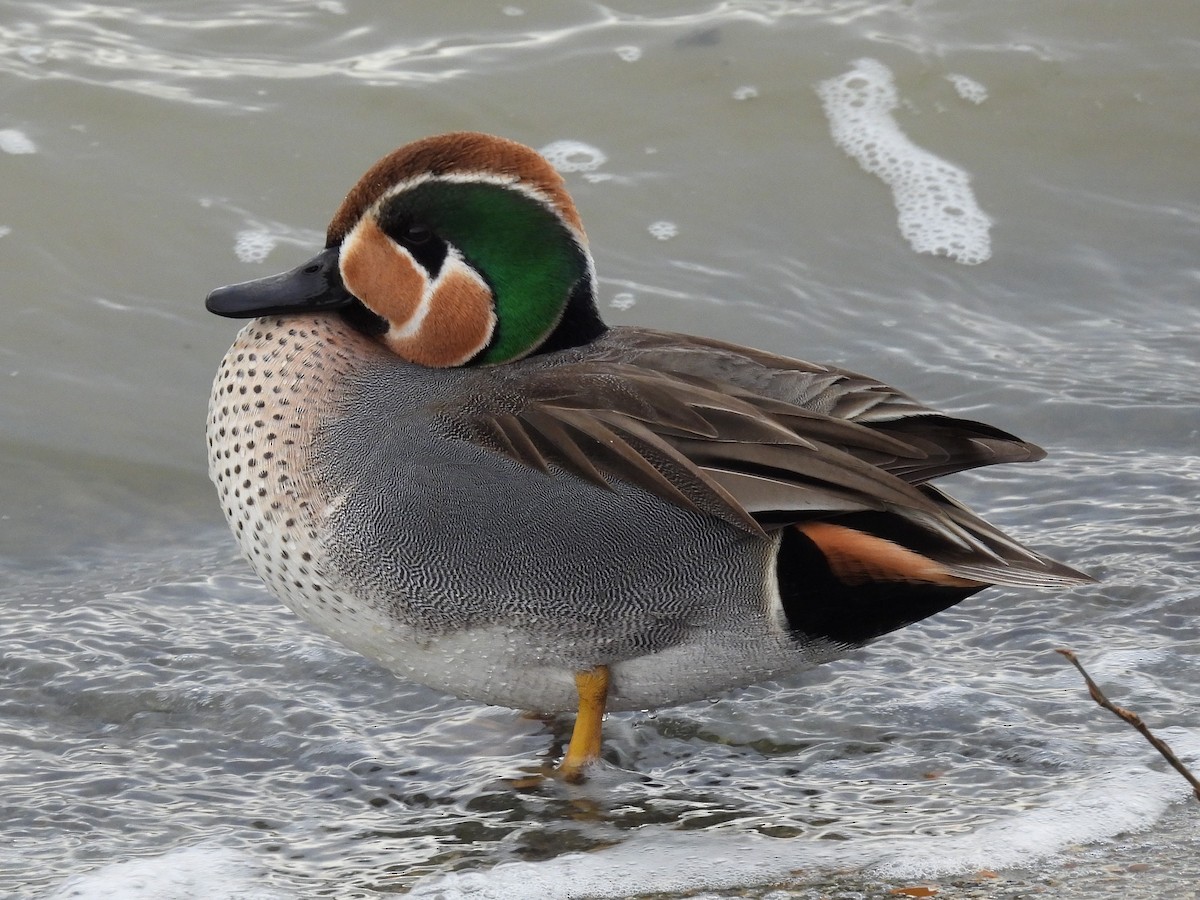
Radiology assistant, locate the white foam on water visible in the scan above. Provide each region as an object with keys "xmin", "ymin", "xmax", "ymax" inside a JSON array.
[
  {"xmin": 873, "ymin": 755, "xmax": 1194, "ymax": 878},
  {"xmin": 18, "ymin": 45, "xmax": 48, "ymax": 64},
  {"xmin": 538, "ymin": 140, "xmax": 606, "ymax": 173},
  {"xmin": 46, "ymin": 845, "xmax": 289, "ymax": 900},
  {"xmin": 406, "ymin": 831, "xmax": 875, "ymax": 900},
  {"xmin": 817, "ymin": 58, "xmax": 992, "ymax": 265},
  {"xmin": 234, "ymin": 229, "xmax": 279, "ymax": 263},
  {"xmin": 648, "ymin": 220, "xmax": 678, "ymax": 240},
  {"xmin": 946, "ymin": 73, "xmax": 988, "ymax": 104},
  {"xmin": 0, "ymin": 128, "xmax": 38, "ymax": 154},
  {"xmin": 405, "ymin": 728, "xmax": 1200, "ymax": 899}
]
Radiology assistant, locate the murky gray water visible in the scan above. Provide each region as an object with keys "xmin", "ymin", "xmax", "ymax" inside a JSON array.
[{"xmin": 3, "ymin": 2, "xmax": 1198, "ymax": 897}]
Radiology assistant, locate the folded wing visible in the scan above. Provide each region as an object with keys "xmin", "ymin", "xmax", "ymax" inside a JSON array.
[{"xmin": 462, "ymin": 328, "xmax": 1091, "ymax": 588}]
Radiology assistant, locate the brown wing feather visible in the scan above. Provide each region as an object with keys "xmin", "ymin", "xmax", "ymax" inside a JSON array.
[
  {"xmin": 459, "ymin": 327, "xmax": 1091, "ymax": 586},
  {"xmin": 597, "ymin": 329, "xmax": 1048, "ymax": 477}
]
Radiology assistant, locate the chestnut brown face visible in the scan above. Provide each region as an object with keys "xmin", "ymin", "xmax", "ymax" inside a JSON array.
[
  {"xmin": 206, "ymin": 132, "xmax": 605, "ymax": 368},
  {"xmin": 337, "ymin": 215, "xmax": 496, "ymax": 368}
]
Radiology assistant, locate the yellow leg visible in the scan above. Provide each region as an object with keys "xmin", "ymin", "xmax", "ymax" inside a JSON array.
[{"xmin": 557, "ymin": 665, "xmax": 610, "ymax": 783}]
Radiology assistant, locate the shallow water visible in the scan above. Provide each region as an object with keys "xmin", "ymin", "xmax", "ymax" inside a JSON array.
[{"xmin": 3, "ymin": 2, "xmax": 1199, "ymax": 897}]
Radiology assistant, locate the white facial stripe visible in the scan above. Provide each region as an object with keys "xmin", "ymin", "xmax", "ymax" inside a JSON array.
[
  {"xmin": 386, "ymin": 247, "xmax": 487, "ymax": 342},
  {"xmin": 370, "ymin": 171, "xmax": 585, "ymax": 243}
]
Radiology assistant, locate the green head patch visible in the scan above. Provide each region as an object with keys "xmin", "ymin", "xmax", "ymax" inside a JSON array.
[{"xmin": 377, "ymin": 178, "xmax": 594, "ymax": 365}]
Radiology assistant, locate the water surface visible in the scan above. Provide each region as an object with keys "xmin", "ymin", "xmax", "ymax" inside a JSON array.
[{"xmin": 3, "ymin": 2, "xmax": 1198, "ymax": 897}]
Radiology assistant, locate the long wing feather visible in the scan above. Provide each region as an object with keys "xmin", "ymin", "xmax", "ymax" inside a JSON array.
[{"xmin": 459, "ymin": 327, "xmax": 1092, "ymax": 586}]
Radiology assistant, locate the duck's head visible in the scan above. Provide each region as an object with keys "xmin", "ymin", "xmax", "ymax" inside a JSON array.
[{"xmin": 206, "ymin": 132, "xmax": 605, "ymax": 366}]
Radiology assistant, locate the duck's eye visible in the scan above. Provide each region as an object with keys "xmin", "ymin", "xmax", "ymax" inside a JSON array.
[
  {"xmin": 380, "ymin": 214, "xmax": 448, "ymax": 276},
  {"xmin": 401, "ymin": 224, "xmax": 432, "ymax": 245}
]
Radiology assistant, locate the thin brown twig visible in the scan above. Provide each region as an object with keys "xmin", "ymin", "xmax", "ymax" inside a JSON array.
[{"xmin": 1057, "ymin": 648, "xmax": 1200, "ymax": 801}]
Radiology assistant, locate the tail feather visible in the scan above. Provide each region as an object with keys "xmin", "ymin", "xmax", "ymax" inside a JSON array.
[{"xmin": 774, "ymin": 491, "xmax": 1093, "ymax": 647}]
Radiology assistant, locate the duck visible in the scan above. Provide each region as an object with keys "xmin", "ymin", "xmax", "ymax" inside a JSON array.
[{"xmin": 205, "ymin": 131, "xmax": 1091, "ymax": 781}]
